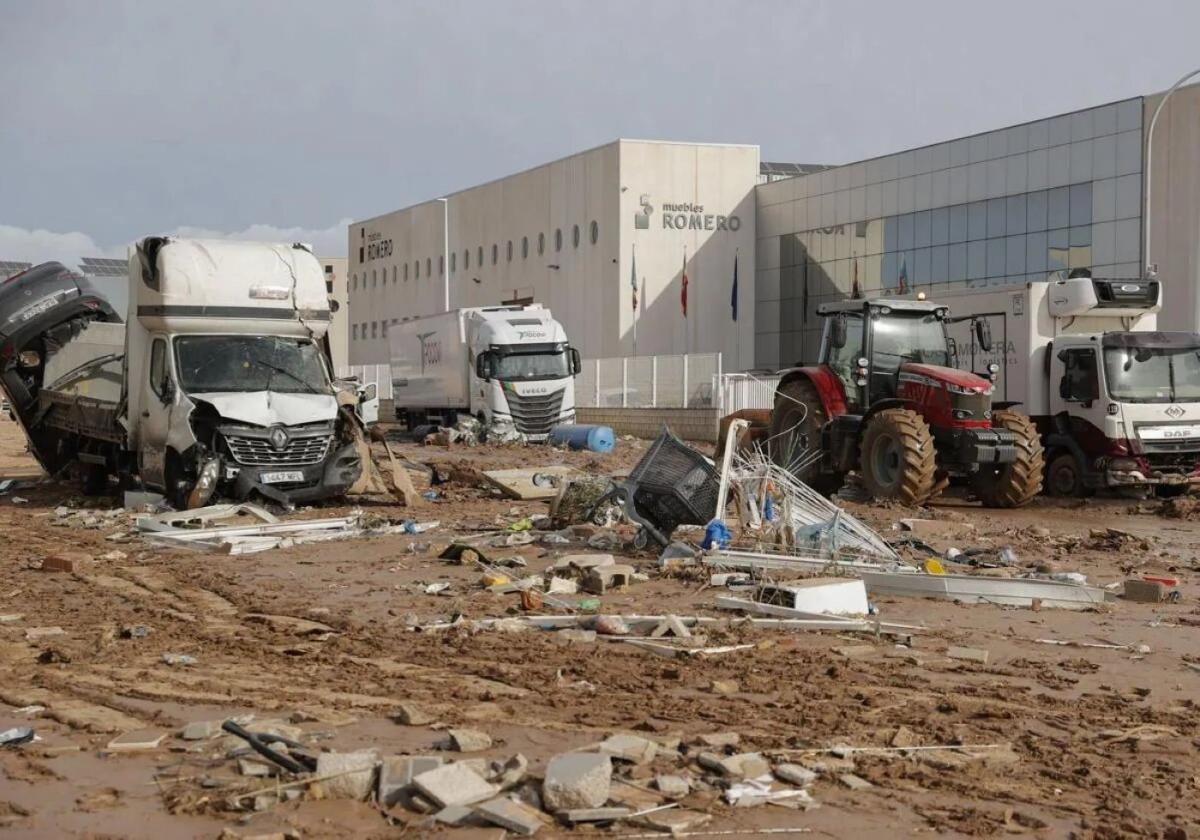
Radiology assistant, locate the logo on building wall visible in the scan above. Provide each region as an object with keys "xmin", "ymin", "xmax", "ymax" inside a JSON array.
[
  {"xmin": 360, "ymin": 227, "xmax": 393, "ymax": 263},
  {"xmin": 633, "ymin": 194, "xmax": 741, "ymax": 232},
  {"xmin": 634, "ymin": 195, "xmax": 654, "ymax": 229},
  {"xmin": 416, "ymin": 331, "xmax": 441, "ymax": 373}
]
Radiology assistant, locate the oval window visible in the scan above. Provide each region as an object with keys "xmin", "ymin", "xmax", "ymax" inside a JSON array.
[
  {"xmin": 507, "ymin": 240, "xmax": 513, "ymax": 261},
  {"xmin": 555, "ymin": 229, "xmax": 563, "ymax": 251},
  {"xmin": 537, "ymin": 233, "xmax": 545, "ymax": 255},
  {"xmin": 492, "ymin": 244, "xmax": 498, "ymax": 264},
  {"xmin": 590, "ymin": 221, "xmax": 599, "ymax": 244},
  {"xmin": 478, "ymin": 246, "xmax": 484, "ymax": 266},
  {"xmin": 450, "ymin": 252, "xmax": 456, "ymax": 272},
  {"xmin": 521, "ymin": 236, "xmax": 529, "ymax": 259},
  {"xmin": 572, "ymin": 225, "xmax": 580, "ymax": 248},
  {"xmin": 425, "ymin": 257, "xmax": 431, "ymax": 276},
  {"xmin": 464, "ymin": 249, "xmax": 470, "ymax": 269}
]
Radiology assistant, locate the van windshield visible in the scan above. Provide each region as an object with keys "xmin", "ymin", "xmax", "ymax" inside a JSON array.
[
  {"xmin": 1104, "ymin": 346, "xmax": 1200, "ymax": 403},
  {"xmin": 175, "ymin": 336, "xmax": 328, "ymax": 395},
  {"xmin": 493, "ymin": 350, "xmax": 571, "ymax": 381}
]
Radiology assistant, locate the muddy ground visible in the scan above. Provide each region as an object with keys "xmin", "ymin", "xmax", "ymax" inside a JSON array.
[{"xmin": 0, "ymin": 418, "xmax": 1198, "ymax": 839}]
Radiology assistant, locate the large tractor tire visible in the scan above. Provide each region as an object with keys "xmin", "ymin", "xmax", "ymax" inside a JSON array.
[
  {"xmin": 973, "ymin": 409, "xmax": 1044, "ymax": 508},
  {"xmin": 859, "ymin": 408, "xmax": 937, "ymax": 505},
  {"xmin": 769, "ymin": 378, "xmax": 842, "ymax": 495}
]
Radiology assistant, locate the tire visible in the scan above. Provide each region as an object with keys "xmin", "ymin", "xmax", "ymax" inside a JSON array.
[
  {"xmin": 859, "ymin": 408, "xmax": 937, "ymax": 505},
  {"xmin": 973, "ymin": 409, "xmax": 1044, "ymax": 508},
  {"xmin": 769, "ymin": 378, "xmax": 842, "ymax": 495},
  {"xmin": 1045, "ymin": 451, "xmax": 1092, "ymax": 498},
  {"xmin": 79, "ymin": 463, "xmax": 108, "ymax": 496},
  {"xmin": 1156, "ymin": 484, "xmax": 1190, "ymax": 499}
]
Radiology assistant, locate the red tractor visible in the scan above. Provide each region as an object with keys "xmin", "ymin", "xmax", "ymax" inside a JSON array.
[{"xmin": 770, "ymin": 296, "xmax": 1043, "ymax": 507}]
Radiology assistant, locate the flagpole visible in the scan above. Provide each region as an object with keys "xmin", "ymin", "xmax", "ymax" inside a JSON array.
[
  {"xmin": 683, "ymin": 246, "xmax": 689, "ymax": 357},
  {"xmin": 733, "ymin": 248, "xmax": 739, "ymax": 372}
]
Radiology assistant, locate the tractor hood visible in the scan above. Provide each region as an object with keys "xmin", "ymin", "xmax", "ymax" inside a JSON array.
[{"xmin": 900, "ymin": 362, "xmax": 993, "ymax": 393}]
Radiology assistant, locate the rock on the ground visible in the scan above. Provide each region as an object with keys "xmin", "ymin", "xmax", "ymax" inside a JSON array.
[
  {"xmin": 474, "ymin": 796, "xmax": 546, "ymax": 835},
  {"xmin": 413, "ymin": 762, "xmax": 499, "ymax": 808},
  {"xmin": 315, "ymin": 750, "xmax": 379, "ymax": 800},
  {"xmin": 773, "ymin": 763, "xmax": 817, "ymax": 787},
  {"xmin": 542, "ymin": 753, "xmax": 612, "ymax": 812},
  {"xmin": 179, "ymin": 720, "xmax": 219, "ymax": 741},
  {"xmin": 448, "ymin": 728, "xmax": 493, "ymax": 752},
  {"xmin": 598, "ymin": 733, "xmax": 659, "ymax": 765},
  {"xmin": 378, "ymin": 755, "xmax": 444, "ymax": 806},
  {"xmin": 655, "ymin": 774, "xmax": 690, "ymax": 797},
  {"xmin": 698, "ymin": 751, "xmax": 770, "ymax": 780},
  {"xmin": 394, "ymin": 701, "xmax": 435, "ymax": 726}
]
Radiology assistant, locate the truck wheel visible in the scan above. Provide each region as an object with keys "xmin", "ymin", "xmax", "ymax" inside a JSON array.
[
  {"xmin": 859, "ymin": 408, "xmax": 936, "ymax": 505},
  {"xmin": 973, "ymin": 409, "xmax": 1044, "ymax": 508},
  {"xmin": 769, "ymin": 378, "xmax": 842, "ymax": 495},
  {"xmin": 79, "ymin": 463, "xmax": 108, "ymax": 496},
  {"xmin": 1045, "ymin": 452, "xmax": 1092, "ymax": 498}
]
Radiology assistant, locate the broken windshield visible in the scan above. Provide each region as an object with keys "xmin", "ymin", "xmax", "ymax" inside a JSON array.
[
  {"xmin": 1103, "ymin": 346, "xmax": 1200, "ymax": 403},
  {"xmin": 175, "ymin": 336, "xmax": 328, "ymax": 395}
]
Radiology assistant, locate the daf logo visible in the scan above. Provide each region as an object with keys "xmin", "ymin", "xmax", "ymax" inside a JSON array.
[
  {"xmin": 268, "ymin": 425, "xmax": 289, "ymax": 451},
  {"xmin": 1166, "ymin": 405, "xmax": 1186, "ymax": 419}
]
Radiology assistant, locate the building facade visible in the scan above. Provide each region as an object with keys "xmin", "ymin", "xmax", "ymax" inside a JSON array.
[
  {"xmin": 347, "ymin": 140, "xmax": 759, "ymax": 367},
  {"xmin": 320, "ymin": 256, "xmax": 349, "ymax": 370}
]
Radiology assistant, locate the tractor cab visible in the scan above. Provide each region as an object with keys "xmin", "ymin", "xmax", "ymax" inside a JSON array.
[{"xmin": 770, "ymin": 295, "xmax": 1044, "ymax": 507}]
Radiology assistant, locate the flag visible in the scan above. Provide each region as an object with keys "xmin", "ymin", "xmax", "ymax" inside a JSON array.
[
  {"xmin": 680, "ymin": 250, "xmax": 689, "ymax": 317},
  {"xmin": 898, "ymin": 256, "xmax": 909, "ymax": 294},
  {"xmin": 630, "ymin": 247, "xmax": 638, "ymax": 312},
  {"xmin": 730, "ymin": 252, "xmax": 739, "ymax": 321},
  {"xmin": 851, "ymin": 258, "xmax": 862, "ymax": 299}
]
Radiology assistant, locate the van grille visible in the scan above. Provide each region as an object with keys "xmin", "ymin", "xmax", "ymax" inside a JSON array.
[
  {"xmin": 222, "ymin": 425, "xmax": 333, "ymax": 467},
  {"xmin": 506, "ymin": 390, "xmax": 564, "ymax": 436}
]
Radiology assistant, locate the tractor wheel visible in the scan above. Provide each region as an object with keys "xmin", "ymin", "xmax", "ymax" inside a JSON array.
[
  {"xmin": 769, "ymin": 378, "xmax": 842, "ymax": 495},
  {"xmin": 1045, "ymin": 451, "xmax": 1092, "ymax": 498},
  {"xmin": 973, "ymin": 409, "xmax": 1044, "ymax": 508},
  {"xmin": 859, "ymin": 408, "xmax": 937, "ymax": 505}
]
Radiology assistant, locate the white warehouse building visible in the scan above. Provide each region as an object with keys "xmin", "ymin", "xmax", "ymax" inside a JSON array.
[{"xmin": 347, "ymin": 140, "xmax": 764, "ymax": 368}]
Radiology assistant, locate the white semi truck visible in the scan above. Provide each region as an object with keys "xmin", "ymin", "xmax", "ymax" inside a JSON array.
[
  {"xmin": 928, "ymin": 276, "xmax": 1200, "ymax": 496},
  {"xmin": 0, "ymin": 238, "xmax": 374, "ymax": 507},
  {"xmin": 389, "ymin": 305, "xmax": 580, "ymax": 439}
]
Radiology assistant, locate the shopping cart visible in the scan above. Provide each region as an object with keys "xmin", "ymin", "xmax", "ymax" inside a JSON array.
[{"xmin": 589, "ymin": 426, "xmax": 720, "ymax": 548}]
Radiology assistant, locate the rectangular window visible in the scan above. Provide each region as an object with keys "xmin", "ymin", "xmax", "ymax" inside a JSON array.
[
  {"xmin": 949, "ymin": 204, "xmax": 968, "ymax": 243},
  {"xmin": 1047, "ymin": 187, "xmax": 1070, "ymax": 229},
  {"xmin": 1069, "ymin": 183, "xmax": 1092, "ymax": 226},
  {"xmin": 968, "ymin": 201, "xmax": 987, "ymax": 241},
  {"xmin": 371, "ymin": 321, "xmax": 378, "ymax": 339},
  {"xmin": 986, "ymin": 197, "xmax": 1007, "ymax": 238},
  {"xmin": 1006, "ymin": 194, "xmax": 1027, "ymax": 235},
  {"xmin": 914, "ymin": 210, "xmax": 931, "ymax": 248},
  {"xmin": 352, "ymin": 324, "xmax": 358, "ymax": 341},
  {"xmin": 1026, "ymin": 190, "xmax": 1048, "ymax": 232},
  {"xmin": 930, "ymin": 207, "xmax": 950, "ymax": 246}
]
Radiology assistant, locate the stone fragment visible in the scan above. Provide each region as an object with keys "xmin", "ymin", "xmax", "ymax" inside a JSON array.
[
  {"xmin": 583, "ymin": 564, "xmax": 635, "ymax": 594},
  {"xmin": 238, "ymin": 758, "xmax": 275, "ymax": 777},
  {"xmin": 697, "ymin": 732, "xmax": 740, "ymax": 748},
  {"xmin": 24, "ymin": 627, "xmax": 65, "ymax": 642},
  {"xmin": 1123, "ymin": 579, "xmax": 1168, "ymax": 603},
  {"xmin": 105, "ymin": 729, "xmax": 167, "ymax": 752},
  {"xmin": 632, "ymin": 809, "xmax": 711, "ymax": 833},
  {"xmin": 599, "ymin": 733, "xmax": 659, "ymax": 765},
  {"xmin": 773, "ymin": 763, "xmax": 817, "ymax": 787},
  {"xmin": 655, "ymin": 774, "xmax": 691, "ymax": 798},
  {"xmin": 839, "ymin": 772, "xmax": 875, "ymax": 790},
  {"xmin": 314, "ymin": 750, "xmax": 379, "ymax": 800},
  {"xmin": 698, "ymin": 751, "xmax": 770, "ymax": 780},
  {"xmin": 554, "ymin": 554, "xmax": 614, "ymax": 572},
  {"xmin": 547, "ymin": 577, "xmax": 578, "ymax": 595},
  {"xmin": 40, "ymin": 552, "xmax": 93, "ymax": 573},
  {"xmin": 650, "ymin": 615, "xmax": 692, "ymax": 639},
  {"xmin": 180, "ymin": 720, "xmax": 220, "ymax": 741},
  {"xmin": 491, "ymin": 753, "xmax": 528, "ymax": 788},
  {"xmin": 413, "ymin": 762, "xmax": 498, "ymax": 808},
  {"xmin": 447, "ymin": 728, "xmax": 493, "ymax": 752},
  {"xmin": 393, "ymin": 701, "xmax": 434, "ymax": 726},
  {"xmin": 834, "ymin": 644, "xmax": 877, "ymax": 658},
  {"xmin": 553, "ymin": 628, "xmax": 596, "ymax": 646},
  {"xmin": 890, "ymin": 725, "xmax": 918, "ymax": 748},
  {"xmin": 561, "ymin": 806, "xmax": 631, "ymax": 823},
  {"xmin": 709, "ymin": 679, "xmax": 739, "ymax": 695},
  {"xmin": 542, "ymin": 753, "xmax": 612, "ymax": 812},
  {"xmin": 433, "ymin": 804, "xmax": 474, "ymax": 825},
  {"xmin": 474, "ymin": 796, "xmax": 546, "ymax": 835},
  {"xmin": 946, "ymin": 645, "xmax": 990, "ymax": 665}
]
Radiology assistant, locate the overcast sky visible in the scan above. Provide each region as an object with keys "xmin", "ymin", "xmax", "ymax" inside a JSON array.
[{"xmin": 2, "ymin": 0, "xmax": 1198, "ymax": 267}]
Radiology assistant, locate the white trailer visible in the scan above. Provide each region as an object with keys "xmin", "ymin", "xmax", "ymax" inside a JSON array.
[
  {"xmin": 927, "ymin": 276, "xmax": 1200, "ymax": 495},
  {"xmin": 389, "ymin": 305, "xmax": 579, "ymax": 439}
]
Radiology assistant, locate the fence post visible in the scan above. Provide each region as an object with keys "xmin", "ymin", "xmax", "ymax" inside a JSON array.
[
  {"xmin": 594, "ymin": 359, "xmax": 600, "ymax": 407},
  {"xmin": 683, "ymin": 354, "xmax": 689, "ymax": 409},
  {"xmin": 651, "ymin": 356, "xmax": 657, "ymax": 407},
  {"xmin": 621, "ymin": 357, "xmax": 628, "ymax": 408},
  {"xmin": 716, "ymin": 353, "xmax": 723, "ymax": 412}
]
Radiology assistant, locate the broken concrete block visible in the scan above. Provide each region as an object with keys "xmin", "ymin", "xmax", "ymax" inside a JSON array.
[
  {"xmin": 315, "ymin": 750, "xmax": 379, "ymax": 800},
  {"xmin": 447, "ymin": 728, "xmax": 493, "ymax": 752},
  {"xmin": 474, "ymin": 796, "xmax": 546, "ymax": 835},
  {"xmin": 413, "ymin": 762, "xmax": 498, "ymax": 808},
  {"xmin": 1123, "ymin": 579, "xmax": 1168, "ymax": 603},
  {"xmin": 697, "ymin": 732, "xmax": 740, "ymax": 748},
  {"xmin": 555, "ymin": 554, "xmax": 614, "ymax": 573},
  {"xmin": 24, "ymin": 626, "xmax": 65, "ymax": 642},
  {"xmin": 39, "ymin": 552, "xmax": 93, "ymax": 573},
  {"xmin": 946, "ymin": 645, "xmax": 990, "ymax": 665},
  {"xmin": 433, "ymin": 804, "xmax": 474, "ymax": 825},
  {"xmin": 583, "ymin": 564, "xmax": 635, "ymax": 594},
  {"xmin": 834, "ymin": 644, "xmax": 877, "ymax": 658},
  {"xmin": 773, "ymin": 763, "xmax": 817, "ymax": 787},
  {"xmin": 491, "ymin": 753, "xmax": 528, "ymax": 788},
  {"xmin": 542, "ymin": 753, "xmax": 612, "ymax": 812},
  {"xmin": 561, "ymin": 806, "xmax": 631, "ymax": 823},
  {"xmin": 393, "ymin": 701, "xmax": 435, "ymax": 726},
  {"xmin": 709, "ymin": 679, "xmax": 739, "ymax": 695},
  {"xmin": 890, "ymin": 725, "xmax": 919, "ymax": 748},
  {"xmin": 839, "ymin": 772, "xmax": 875, "ymax": 790},
  {"xmin": 179, "ymin": 720, "xmax": 220, "ymax": 741},
  {"xmin": 698, "ymin": 751, "xmax": 770, "ymax": 780},
  {"xmin": 553, "ymin": 628, "xmax": 597, "ymax": 646},
  {"xmin": 655, "ymin": 774, "xmax": 691, "ymax": 798},
  {"xmin": 238, "ymin": 758, "xmax": 275, "ymax": 777},
  {"xmin": 547, "ymin": 577, "xmax": 578, "ymax": 595},
  {"xmin": 598, "ymin": 733, "xmax": 659, "ymax": 765},
  {"xmin": 650, "ymin": 615, "xmax": 692, "ymax": 639},
  {"xmin": 378, "ymin": 755, "xmax": 444, "ymax": 806},
  {"xmin": 632, "ymin": 809, "xmax": 711, "ymax": 833}
]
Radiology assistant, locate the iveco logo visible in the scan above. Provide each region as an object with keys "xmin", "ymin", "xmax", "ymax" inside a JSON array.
[
  {"xmin": 268, "ymin": 426, "xmax": 289, "ymax": 451},
  {"xmin": 1166, "ymin": 405, "xmax": 1186, "ymax": 419}
]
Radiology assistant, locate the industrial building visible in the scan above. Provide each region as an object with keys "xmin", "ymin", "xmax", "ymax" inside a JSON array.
[
  {"xmin": 320, "ymin": 256, "xmax": 350, "ymax": 370},
  {"xmin": 349, "ymin": 84, "xmax": 1199, "ymax": 372}
]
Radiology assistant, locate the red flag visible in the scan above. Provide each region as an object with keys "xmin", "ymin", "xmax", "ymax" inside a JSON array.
[{"xmin": 680, "ymin": 252, "xmax": 689, "ymax": 317}]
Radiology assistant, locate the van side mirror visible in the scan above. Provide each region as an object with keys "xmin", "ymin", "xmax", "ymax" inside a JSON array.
[
  {"xmin": 569, "ymin": 347, "xmax": 581, "ymax": 376},
  {"xmin": 974, "ymin": 318, "xmax": 993, "ymax": 353},
  {"xmin": 830, "ymin": 313, "xmax": 847, "ymax": 349}
]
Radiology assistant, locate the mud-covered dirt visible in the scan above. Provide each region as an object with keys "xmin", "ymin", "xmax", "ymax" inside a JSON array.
[{"xmin": 0, "ymin": 419, "xmax": 1198, "ymax": 839}]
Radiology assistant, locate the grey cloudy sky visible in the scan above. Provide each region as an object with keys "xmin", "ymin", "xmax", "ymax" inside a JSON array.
[{"xmin": 2, "ymin": 0, "xmax": 1198, "ymax": 265}]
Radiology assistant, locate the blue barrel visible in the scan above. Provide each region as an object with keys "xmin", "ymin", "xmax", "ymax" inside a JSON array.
[{"xmin": 548, "ymin": 424, "xmax": 615, "ymax": 453}]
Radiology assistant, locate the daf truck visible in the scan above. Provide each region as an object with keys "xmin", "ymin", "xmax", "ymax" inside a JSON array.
[
  {"xmin": 928, "ymin": 276, "xmax": 1200, "ymax": 496},
  {"xmin": 0, "ymin": 238, "xmax": 373, "ymax": 507},
  {"xmin": 389, "ymin": 305, "xmax": 580, "ymax": 439}
]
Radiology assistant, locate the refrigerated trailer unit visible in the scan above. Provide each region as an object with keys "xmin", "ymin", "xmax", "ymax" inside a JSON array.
[{"xmin": 929, "ymin": 277, "xmax": 1200, "ymax": 495}]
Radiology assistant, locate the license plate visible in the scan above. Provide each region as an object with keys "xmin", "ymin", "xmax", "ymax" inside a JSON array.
[{"xmin": 260, "ymin": 470, "xmax": 305, "ymax": 484}]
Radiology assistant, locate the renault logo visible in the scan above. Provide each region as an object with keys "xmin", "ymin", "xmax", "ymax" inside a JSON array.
[
  {"xmin": 268, "ymin": 426, "xmax": 289, "ymax": 451},
  {"xmin": 1166, "ymin": 405, "xmax": 1186, "ymax": 419}
]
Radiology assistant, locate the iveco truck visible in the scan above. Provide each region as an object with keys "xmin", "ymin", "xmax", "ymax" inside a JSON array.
[
  {"xmin": 930, "ymin": 276, "xmax": 1200, "ymax": 496},
  {"xmin": 389, "ymin": 305, "xmax": 580, "ymax": 439},
  {"xmin": 0, "ymin": 238, "xmax": 372, "ymax": 507}
]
